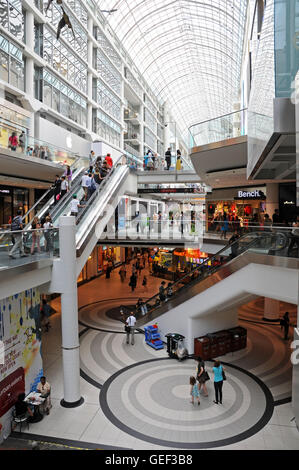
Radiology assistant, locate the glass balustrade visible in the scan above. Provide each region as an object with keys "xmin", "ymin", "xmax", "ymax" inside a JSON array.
[
  {"xmin": 189, "ymin": 109, "xmax": 247, "ymax": 148},
  {"xmin": 0, "ymin": 122, "xmax": 81, "ymax": 167},
  {"xmin": 0, "ymin": 228, "xmax": 60, "ymax": 270},
  {"xmin": 139, "ymin": 227, "xmax": 297, "ymax": 317}
]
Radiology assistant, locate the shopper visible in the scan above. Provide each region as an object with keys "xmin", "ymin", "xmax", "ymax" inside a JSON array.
[
  {"xmin": 196, "ymin": 356, "xmax": 209, "ymax": 397},
  {"xmin": 88, "ymin": 173, "xmax": 97, "ymax": 199},
  {"xmin": 142, "ymin": 275, "xmax": 148, "ymax": 292},
  {"xmin": 159, "ymin": 281, "xmax": 166, "ymax": 301},
  {"xmin": 14, "ymin": 393, "xmax": 33, "ymax": 420},
  {"xmin": 272, "ymin": 209, "xmax": 281, "ymax": 226},
  {"xmin": 190, "ymin": 376, "xmax": 200, "ymax": 406},
  {"xmin": 176, "ymin": 149, "xmax": 182, "ymax": 171},
  {"xmin": 65, "ymin": 165, "xmax": 72, "ymax": 188},
  {"xmin": 8, "ymin": 131, "xmax": 18, "ymax": 151},
  {"xmin": 81, "ymin": 171, "xmax": 89, "ymax": 201},
  {"xmin": 213, "ymin": 360, "xmax": 225, "ymax": 404},
  {"xmin": 220, "ymin": 214, "xmax": 229, "ymax": 239},
  {"xmin": 287, "ymin": 218, "xmax": 299, "ymax": 257},
  {"xmin": 105, "ymin": 153, "xmax": 113, "ymax": 168},
  {"xmin": 280, "ymin": 311, "xmax": 290, "ymax": 340},
  {"xmin": 60, "ymin": 175, "xmax": 68, "ymax": 199},
  {"xmin": 31, "ymin": 216, "xmax": 41, "ymax": 255},
  {"xmin": 165, "ymin": 148, "xmax": 172, "ymax": 170},
  {"xmin": 167, "ymin": 282, "xmax": 173, "ymax": 298},
  {"xmin": 70, "ymin": 194, "xmax": 84, "ymax": 217},
  {"xmin": 89, "ymin": 150, "xmax": 95, "ymax": 166},
  {"xmin": 9, "ymin": 210, "xmax": 28, "ymax": 259},
  {"xmin": 119, "ymin": 265, "xmax": 127, "ymax": 282},
  {"xmin": 229, "ymin": 230, "xmax": 240, "ymax": 258},
  {"xmin": 105, "ymin": 261, "xmax": 113, "ymax": 279},
  {"xmin": 44, "ymin": 216, "xmax": 53, "ymax": 252},
  {"xmin": 19, "ymin": 131, "xmax": 26, "ymax": 152},
  {"xmin": 129, "ymin": 272, "xmax": 137, "ymax": 292},
  {"xmin": 126, "ymin": 311, "xmax": 137, "ymax": 345},
  {"xmin": 52, "ymin": 175, "xmax": 62, "ymax": 205}
]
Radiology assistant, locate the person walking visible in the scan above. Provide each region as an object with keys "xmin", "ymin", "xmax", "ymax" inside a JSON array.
[
  {"xmin": 31, "ymin": 216, "xmax": 42, "ymax": 255},
  {"xmin": 220, "ymin": 214, "xmax": 229, "ymax": 239},
  {"xmin": 280, "ymin": 312, "xmax": 290, "ymax": 340},
  {"xmin": 44, "ymin": 215, "xmax": 53, "ymax": 253},
  {"xmin": 159, "ymin": 281, "xmax": 166, "ymax": 301},
  {"xmin": 89, "ymin": 150, "xmax": 95, "ymax": 166},
  {"xmin": 9, "ymin": 210, "xmax": 28, "ymax": 259},
  {"xmin": 126, "ymin": 312, "xmax": 137, "ymax": 345},
  {"xmin": 105, "ymin": 260, "xmax": 113, "ymax": 279},
  {"xmin": 142, "ymin": 275, "xmax": 148, "ymax": 292},
  {"xmin": 165, "ymin": 147, "xmax": 172, "ymax": 170},
  {"xmin": 129, "ymin": 272, "xmax": 137, "ymax": 292},
  {"xmin": 196, "ymin": 356, "xmax": 209, "ymax": 397},
  {"xmin": 119, "ymin": 265, "xmax": 127, "ymax": 283},
  {"xmin": 213, "ymin": 360, "xmax": 225, "ymax": 404},
  {"xmin": 190, "ymin": 376, "xmax": 200, "ymax": 406}
]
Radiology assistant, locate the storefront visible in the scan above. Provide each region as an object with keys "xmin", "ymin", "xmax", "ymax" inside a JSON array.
[
  {"xmin": 206, "ymin": 186, "xmax": 267, "ymax": 232},
  {"xmin": 77, "ymin": 245, "xmax": 125, "ymax": 284},
  {"xmin": 173, "ymin": 249, "xmax": 211, "ymax": 272},
  {"xmin": 0, "ymin": 185, "xmax": 29, "ymax": 227}
]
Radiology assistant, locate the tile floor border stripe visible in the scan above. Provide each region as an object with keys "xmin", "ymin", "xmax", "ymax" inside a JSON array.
[{"xmin": 99, "ymin": 358, "xmax": 275, "ymax": 449}]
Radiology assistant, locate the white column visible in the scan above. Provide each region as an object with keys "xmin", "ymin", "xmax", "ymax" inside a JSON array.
[
  {"xmin": 140, "ymin": 103, "xmax": 144, "ymax": 157},
  {"xmin": 59, "ymin": 216, "xmax": 84, "ymax": 408},
  {"xmin": 263, "ymin": 297, "xmax": 281, "ymax": 321},
  {"xmin": 87, "ymin": 103, "xmax": 93, "ymax": 133}
]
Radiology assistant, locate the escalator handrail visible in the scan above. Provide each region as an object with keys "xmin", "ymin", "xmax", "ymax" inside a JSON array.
[
  {"xmin": 75, "ymin": 156, "xmax": 126, "ymax": 227},
  {"xmin": 22, "ymin": 158, "xmax": 87, "ymax": 226},
  {"xmin": 49, "ymin": 167, "xmax": 86, "ymax": 221},
  {"xmin": 143, "ymin": 230, "xmax": 290, "ymax": 310}
]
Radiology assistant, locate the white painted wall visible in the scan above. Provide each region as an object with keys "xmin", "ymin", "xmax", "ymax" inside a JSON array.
[
  {"xmin": 92, "ymin": 142, "xmax": 123, "ymax": 164},
  {"xmin": 146, "ymin": 263, "xmax": 299, "ymax": 354},
  {"xmin": 38, "ymin": 118, "xmax": 90, "ymax": 157}
]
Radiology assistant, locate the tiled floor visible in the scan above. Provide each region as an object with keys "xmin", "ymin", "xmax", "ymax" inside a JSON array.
[{"xmin": 10, "ymin": 263, "xmax": 299, "ymax": 450}]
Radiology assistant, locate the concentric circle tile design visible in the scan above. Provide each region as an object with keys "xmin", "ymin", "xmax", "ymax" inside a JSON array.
[{"xmin": 100, "ymin": 358, "xmax": 274, "ymax": 449}]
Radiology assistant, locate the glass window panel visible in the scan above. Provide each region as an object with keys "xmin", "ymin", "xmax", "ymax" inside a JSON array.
[{"xmin": 0, "ymin": 49, "xmax": 8, "ymax": 82}]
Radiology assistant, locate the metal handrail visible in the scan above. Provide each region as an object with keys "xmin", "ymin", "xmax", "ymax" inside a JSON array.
[
  {"xmin": 188, "ymin": 108, "xmax": 248, "ymax": 132},
  {"xmin": 143, "ymin": 230, "xmax": 290, "ymax": 309}
]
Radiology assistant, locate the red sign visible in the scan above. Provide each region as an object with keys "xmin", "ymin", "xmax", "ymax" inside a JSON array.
[{"xmin": 0, "ymin": 367, "xmax": 25, "ymax": 417}]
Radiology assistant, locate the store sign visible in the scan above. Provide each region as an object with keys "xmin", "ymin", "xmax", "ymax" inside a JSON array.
[{"xmin": 235, "ymin": 190, "xmax": 266, "ymax": 200}]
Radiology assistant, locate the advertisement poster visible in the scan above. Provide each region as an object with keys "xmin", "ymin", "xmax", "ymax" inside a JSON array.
[{"xmin": 0, "ymin": 289, "xmax": 43, "ymax": 441}]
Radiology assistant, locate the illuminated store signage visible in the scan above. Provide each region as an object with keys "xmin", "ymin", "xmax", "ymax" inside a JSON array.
[{"xmin": 235, "ymin": 190, "xmax": 266, "ymax": 200}]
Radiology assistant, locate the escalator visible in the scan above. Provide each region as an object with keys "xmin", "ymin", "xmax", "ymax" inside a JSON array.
[{"xmin": 138, "ymin": 229, "xmax": 299, "ymax": 329}]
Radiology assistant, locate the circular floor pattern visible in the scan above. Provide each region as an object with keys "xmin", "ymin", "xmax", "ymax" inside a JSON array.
[{"xmin": 100, "ymin": 358, "xmax": 274, "ymax": 449}]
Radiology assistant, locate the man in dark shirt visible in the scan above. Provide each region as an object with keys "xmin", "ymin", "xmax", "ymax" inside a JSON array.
[
  {"xmin": 229, "ymin": 231, "xmax": 240, "ymax": 258},
  {"xmin": 165, "ymin": 148, "xmax": 172, "ymax": 170},
  {"xmin": 52, "ymin": 175, "xmax": 61, "ymax": 205},
  {"xmin": 272, "ymin": 209, "xmax": 280, "ymax": 226},
  {"xmin": 15, "ymin": 393, "xmax": 33, "ymax": 418}
]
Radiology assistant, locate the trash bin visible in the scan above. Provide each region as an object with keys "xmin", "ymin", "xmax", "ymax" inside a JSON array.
[
  {"xmin": 213, "ymin": 331, "xmax": 227, "ymax": 356},
  {"xmin": 228, "ymin": 327, "xmax": 247, "ymax": 350},
  {"xmin": 166, "ymin": 333, "xmax": 187, "ymax": 359},
  {"xmin": 194, "ymin": 336, "xmax": 211, "ymax": 360},
  {"xmin": 206, "ymin": 333, "xmax": 219, "ymax": 358},
  {"xmin": 215, "ymin": 330, "xmax": 232, "ymax": 354}
]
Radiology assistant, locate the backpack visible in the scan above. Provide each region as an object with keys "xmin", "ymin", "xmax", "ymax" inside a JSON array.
[{"xmin": 11, "ymin": 216, "xmax": 22, "ymax": 231}]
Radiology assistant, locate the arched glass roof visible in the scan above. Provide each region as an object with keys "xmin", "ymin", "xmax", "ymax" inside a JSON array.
[{"xmin": 97, "ymin": 0, "xmax": 248, "ymax": 137}]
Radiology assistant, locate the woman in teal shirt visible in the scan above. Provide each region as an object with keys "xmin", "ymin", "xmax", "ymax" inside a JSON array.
[{"xmin": 213, "ymin": 360, "xmax": 225, "ymax": 404}]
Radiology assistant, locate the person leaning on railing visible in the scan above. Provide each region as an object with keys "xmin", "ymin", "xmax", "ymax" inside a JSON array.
[{"xmin": 9, "ymin": 210, "xmax": 28, "ymax": 259}]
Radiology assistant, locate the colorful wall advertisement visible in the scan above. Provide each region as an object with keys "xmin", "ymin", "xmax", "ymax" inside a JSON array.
[{"xmin": 0, "ymin": 289, "xmax": 43, "ymax": 442}]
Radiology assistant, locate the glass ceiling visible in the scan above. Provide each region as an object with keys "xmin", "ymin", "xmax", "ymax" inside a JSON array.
[{"xmin": 97, "ymin": 0, "xmax": 248, "ymax": 138}]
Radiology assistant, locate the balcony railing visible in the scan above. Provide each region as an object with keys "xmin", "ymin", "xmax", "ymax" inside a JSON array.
[
  {"xmin": 124, "ymin": 132, "xmax": 140, "ymax": 142},
  {"xmin": 0, "ymin": 121, "xmax": 81, "ymax": 167},
  {"xmin": 0, "ymin": 228, "xmax": 60, "ymax": 270},
  {"xmin": 189, "ymin": 109, "xmax": 247, "ymax": 148}
]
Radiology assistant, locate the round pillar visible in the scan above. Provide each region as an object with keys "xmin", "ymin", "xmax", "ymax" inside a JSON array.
[
  {"xmin": 59, "ymin": 216, "xmax": 84, "ymax": 408},
  {"xmin": 263, "ymin": 297, "xmax": 281, "ymax": 322}
]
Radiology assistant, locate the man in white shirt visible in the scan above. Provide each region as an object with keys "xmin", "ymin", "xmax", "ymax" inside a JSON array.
[
  {"xmin": 70, "ymin": 194, "xmax": 84, "ymax": 217},
  {"xmin": 60, "ymin": 176, "xmax": 69, "ymax": 199},
  {"xmin": 126, "ymin": 312, "xmax": 137, "ymax": 345},
  {"xmin": 81, "ymin": 172, "xmax": 90, "ymax": 201}
]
